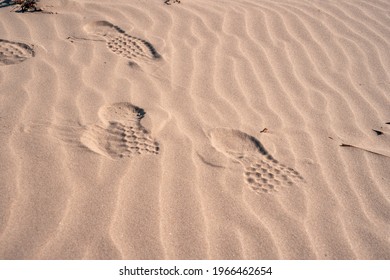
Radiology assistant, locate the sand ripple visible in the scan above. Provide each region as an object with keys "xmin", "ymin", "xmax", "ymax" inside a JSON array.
[{"xmin": 0, "ymin": 0, "xmax": 389, "ymax": 259}]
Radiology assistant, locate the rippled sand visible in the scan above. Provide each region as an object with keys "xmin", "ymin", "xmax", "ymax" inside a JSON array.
[{"xmin": 0, "ymin": 0, "xmax": 389, "ymax": 259}]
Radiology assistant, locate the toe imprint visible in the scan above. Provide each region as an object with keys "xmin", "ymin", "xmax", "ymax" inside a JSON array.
[{"xmin": 210, "ymin": 128, "xmax": 304, "ymax": 194}]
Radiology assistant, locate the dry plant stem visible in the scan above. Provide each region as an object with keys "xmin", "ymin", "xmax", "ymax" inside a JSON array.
[
  {"xmin": 12, "ymin": 0, "xmax": 40, "ymax": 12},
  {"xmin": 164, "ymin": 0, "xmax": 180, "ymax": 5},
  {"xmin": 340, "ymin": 144, "xmax": 390, "ymax": 158}
]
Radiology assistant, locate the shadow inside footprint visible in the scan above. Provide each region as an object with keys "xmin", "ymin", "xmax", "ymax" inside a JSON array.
[
  {"xmin": 0, "ymin": 39, "xmax": 34, "ymax": 66},
  {"xmin": 209, "ymin": 128, "xmax": 304, "ymax": 194},
  {"xmin": 84, "ymin": 21, "xmax": 160, "ymax": 63}
]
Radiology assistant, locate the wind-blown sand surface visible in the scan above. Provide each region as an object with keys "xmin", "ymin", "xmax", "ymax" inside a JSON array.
[{"xmin": 0, "ymin": 0, "xmax": 389, "ymax": 259}]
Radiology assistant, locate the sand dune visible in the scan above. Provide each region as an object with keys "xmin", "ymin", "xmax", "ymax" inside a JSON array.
[{"xmin": 0, "ymin": 0, "xmax": 389, "ymax": 259}]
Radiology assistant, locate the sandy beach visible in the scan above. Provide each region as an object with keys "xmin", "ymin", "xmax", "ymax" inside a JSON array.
[{"xmin": 0, "ymin": 0, "xmax": 389, "ymax": 259}]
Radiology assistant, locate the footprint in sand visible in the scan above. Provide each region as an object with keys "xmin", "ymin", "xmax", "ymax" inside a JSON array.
[
  {"xmin": 50, "ymin": 103, "xmax": 159, "ymax": 159},
  {"xmin": 209, "ymin": 128, "xmax": 304, "ymax": 193},
  {"xmin": 0, "ymin": 39, "xmax": 34, "ymax": 66},
  {"xmin": 84, "ymin": 21, "xmax": 160, "ymax": 63}
]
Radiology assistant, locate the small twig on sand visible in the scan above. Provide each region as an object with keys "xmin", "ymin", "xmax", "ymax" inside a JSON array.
[
  {"xmin": 340, "ymin": 143, "xmax": 390, "ymax": 158},
  {"xmin": 372, "ymin": 129, "xmax": 383, "ymax": 135},
  {"xmin": 164, "ymin": 0, "xmax": 181, "ymax": 5}
]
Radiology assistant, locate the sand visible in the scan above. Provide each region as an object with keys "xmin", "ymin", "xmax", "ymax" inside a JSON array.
[{"xmin": 0, "ymin": 0, "xmax": 389, "ymax": 260}]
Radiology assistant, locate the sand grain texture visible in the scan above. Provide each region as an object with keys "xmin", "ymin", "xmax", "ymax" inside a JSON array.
[{"xmin": 0, "ymin": 0, "xmax": 389, "ymax": 259}]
